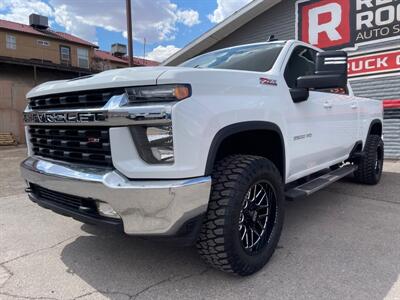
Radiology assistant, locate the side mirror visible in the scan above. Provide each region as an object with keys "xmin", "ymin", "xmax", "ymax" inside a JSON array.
[
  {"xmin": 290, "ymin": 88, "xmax": 309, "ymax": 103},
  {"xmin": 297, "ymin": 50, "xmax": 348, "ymax": 90}
]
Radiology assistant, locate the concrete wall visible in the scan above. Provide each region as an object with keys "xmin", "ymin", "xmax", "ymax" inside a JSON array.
[{"xmin": 0, "ymin": 63, "xmax": 79, "ymax": 144}]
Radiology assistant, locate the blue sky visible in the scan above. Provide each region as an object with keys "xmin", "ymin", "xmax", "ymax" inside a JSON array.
[{"xmin": 0, "ymin": 0, "xmax": 252, "ymax": 61}]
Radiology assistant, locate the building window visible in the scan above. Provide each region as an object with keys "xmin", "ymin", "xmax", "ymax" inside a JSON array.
[
  {"xmin": 6, "ymin": 34, "xmax": 16, "ymax": 50},
  {"xmin": 77, "ymin": 48, "xmax": 89, "ymax": 68},
  {"xmin": 60, "ymin": 46, "xmax": 71, "ymax": 64},
  {"xmin": 37, "ymin": 40, "xmax": 50, "ymax": 47}
]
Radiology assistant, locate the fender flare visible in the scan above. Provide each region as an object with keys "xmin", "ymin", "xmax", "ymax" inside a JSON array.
[
  {"xmin": 363, "ymin": 119, "xmax": 383, "ymax": 151},
  {"xmin": 367, "ymin": 119, "xmax": 383, "ymax": 137},
  {"xmin": 204, "ymin": 121, "xmax": 286, "ymax": 181}
]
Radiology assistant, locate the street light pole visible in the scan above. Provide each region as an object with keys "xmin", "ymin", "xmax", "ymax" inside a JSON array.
[{"xmin": 126, "ymin": 0, "xmax": 134, "ymax": 67}]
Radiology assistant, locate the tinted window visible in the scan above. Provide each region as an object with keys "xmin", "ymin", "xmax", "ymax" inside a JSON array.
[
  {"xmin": 180, "ymin": 43, "xmax": 284, "ymax": 72},
  {"xmin": 284, "ymin": 46, "xmax": 317, "ymax": 88}
]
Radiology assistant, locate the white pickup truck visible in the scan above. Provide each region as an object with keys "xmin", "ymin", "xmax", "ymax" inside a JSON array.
[{"xmin": 21, "ymin": 40, "xmax": 383, "ymax": 276}]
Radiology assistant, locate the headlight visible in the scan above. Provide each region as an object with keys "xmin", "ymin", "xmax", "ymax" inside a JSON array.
[
  {"xmin": 125, "ymin": 84, "xmax": 191, "ymax": 104},
  {"xmin": 130, "ymin": 124, "xmax": 174, "ymax": 164}
]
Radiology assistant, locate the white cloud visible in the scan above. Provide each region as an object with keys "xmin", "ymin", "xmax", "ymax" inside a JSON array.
[
  {"xmin": 208, "ymin": 0, "xmax": 253, "ymax": 23},
  {"xmin": 0, "ymin": 0, "xmax": 200, "ymax": 45},
  {"xmin": 146, "ymin": 45, "xmax": 181, "ymax": 62},
  {"xmin": 52, "ymin": 4, "xmax": 97, "ymax": 44},
  {"xmin": 176, "ymin": 9, "xmax": 200, "ymax": 27},
  {"xmin": 0, "ymin": 0, "xmax": 53, "ymax": 25}
]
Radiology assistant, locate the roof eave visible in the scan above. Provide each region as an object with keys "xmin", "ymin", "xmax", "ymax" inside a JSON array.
[
  {"xmin": 0, "ymin": 25, "xmax": 98, "ymax": 48},
  {"xmin": 163, "ymin": 0, "xmax": 282, "ymax": 66}
]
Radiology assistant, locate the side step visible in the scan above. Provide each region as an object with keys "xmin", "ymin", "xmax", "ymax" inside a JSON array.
[{"xmin": 285, "ymin": 164, "xmax": 357, "ymax": 201}]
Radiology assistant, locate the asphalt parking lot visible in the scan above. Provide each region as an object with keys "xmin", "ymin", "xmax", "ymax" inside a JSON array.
[{"xmin": 1, "ymin": 147, "xmax": 399, "ymax": 300}]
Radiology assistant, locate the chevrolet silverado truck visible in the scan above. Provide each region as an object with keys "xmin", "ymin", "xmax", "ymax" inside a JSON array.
[{"xmin": 21, "ymin": 40, "xmax": 384, "ymax": 276}]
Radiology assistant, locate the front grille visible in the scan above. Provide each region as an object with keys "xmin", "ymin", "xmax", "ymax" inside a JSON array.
[
  {"xmin": 28, "ymin": 88, "xmax": 125, "ymax": 110},
  {"xmin": 29, "ymin": 126, "xmax": 112, "ymax": 167}
]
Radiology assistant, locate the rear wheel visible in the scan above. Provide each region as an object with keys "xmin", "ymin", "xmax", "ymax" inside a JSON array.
[
  {"xmin": 354, "ymin": 135, "xmax": 384, "ymax": 185},
  {"xmin": 196, "ymin": 155, "xmax": 284, "ymax": 276}
]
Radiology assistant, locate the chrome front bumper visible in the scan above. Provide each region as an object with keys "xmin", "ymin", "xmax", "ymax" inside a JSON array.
[{"xmin": 21, "ymin": 157, "xmax": 211, "ymax": 235}]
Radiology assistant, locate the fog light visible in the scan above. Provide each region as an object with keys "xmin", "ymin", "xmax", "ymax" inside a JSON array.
[
  {"xmin": 96, "ymin": 201, "xmax": 120, "ymax": 219},
  {"xmin": 130, "ymin": 124, "xmax": 174, "ymax": 164},
  {"xmin": 147, "ymin": 125, "xmax": 174, "ymax": 163}
]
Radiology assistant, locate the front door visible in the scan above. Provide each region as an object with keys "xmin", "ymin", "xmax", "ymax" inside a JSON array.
[{"xmin": 283, "ymin": 46, "xmax": 357, "ymax": 182}]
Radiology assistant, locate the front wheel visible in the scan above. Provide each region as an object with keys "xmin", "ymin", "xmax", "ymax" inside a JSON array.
[
  {"xmin": 196, "ymin": 155, "xmax": 284, "ymax": 276},
  {"xmin": 354, "ymin": 135, "xmax": 384, "ymax": 185}
]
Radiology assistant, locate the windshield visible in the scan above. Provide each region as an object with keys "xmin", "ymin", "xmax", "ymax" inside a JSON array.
[{"xmin": 180, "ymin": 43, "xmax": 284, "ymax": 72}]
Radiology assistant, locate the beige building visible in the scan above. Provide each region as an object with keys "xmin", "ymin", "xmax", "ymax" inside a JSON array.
[
  {"xmin": 0, "ymin": 15, "xmax": 98, "ymax": 144},
  {"xmin": 0, "ymin": 15, "xmax": 158, "ymax": 144},
  {"xmin": 0, "ymin": 16, "xmax": 98, "ymax": 76},
  {"xmin": 0, "ymin": 28, "xmax": 96, "ymax": 70}
]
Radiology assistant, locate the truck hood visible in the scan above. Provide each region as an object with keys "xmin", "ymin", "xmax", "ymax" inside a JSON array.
[{"xmin": 26, "ymin": 67, "xmax": 180, "ymax": 98}]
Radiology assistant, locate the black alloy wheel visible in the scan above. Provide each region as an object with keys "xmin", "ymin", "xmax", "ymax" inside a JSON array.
[{"xmin": 239, "ymin": 181, "xmax": 277, "ymax": 254}]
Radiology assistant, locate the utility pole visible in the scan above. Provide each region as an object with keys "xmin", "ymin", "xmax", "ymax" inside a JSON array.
[
  {"xmin": 126, "ymin": 0, "xmax": 134, "ymax": 67},
  {"xmin": 143, "ymin": 37, "xmax": 146, "ymax": 65}
]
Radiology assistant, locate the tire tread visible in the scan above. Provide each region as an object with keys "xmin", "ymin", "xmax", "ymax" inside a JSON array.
[
  {"xmin": 354, "ymin": 135, "xmax": 384, "ymax": 185},
  {"xmin": 196, "ymin": 155, "xmax": 283, "ymax": 275}
]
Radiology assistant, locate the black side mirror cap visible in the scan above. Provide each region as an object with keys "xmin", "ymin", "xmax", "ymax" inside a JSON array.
[
  {"xmin": 290, "ymin": 88, "xmax": 309, "ymax": 103},
  {"xmin": 316, "ymin": 50, "xmax": 348, "ymax": 79},
  {"xmin": 297, "ymin": 74, "xmax": 347, "ymax": 89}
]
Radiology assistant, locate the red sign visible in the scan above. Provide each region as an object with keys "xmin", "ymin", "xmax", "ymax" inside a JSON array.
[
  {"xmin": 348, "ymin": 49, "xmax": 400, "ymax": 78},
  {"xmin": 299, "ymin": 0, "xmax": 351, "ymax": 49},
  {"xmin": 383, "ymin": 100, "xmax": 400, "ymax": 109},
  {"xmin": 296, "ymin": 0, "xmax": 400, "ymax": 50}
]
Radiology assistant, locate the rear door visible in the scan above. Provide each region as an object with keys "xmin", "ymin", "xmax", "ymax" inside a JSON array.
[{"xmin": 317, "ymin": 86, "xmax": 359, "ymax": 157}]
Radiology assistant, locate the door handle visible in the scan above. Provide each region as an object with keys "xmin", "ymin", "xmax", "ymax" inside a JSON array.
[
  {"xmin": 323, "ymin": 101, "xmax": 332, "ymax": 109},
  {"xmin": 351, "ymin": 102, "xmax": 358, "ymax": 109}
]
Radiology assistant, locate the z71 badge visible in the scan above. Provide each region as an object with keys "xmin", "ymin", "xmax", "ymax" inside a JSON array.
[{"xmin": 260, "ymin": 77, "xmax": 277, "ymax": 86}]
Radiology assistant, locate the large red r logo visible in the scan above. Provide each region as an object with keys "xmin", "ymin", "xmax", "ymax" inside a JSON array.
[{"xmin": 299, "ymin": 0, "xmax": 350, "ymax": 49}]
